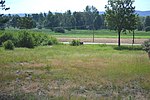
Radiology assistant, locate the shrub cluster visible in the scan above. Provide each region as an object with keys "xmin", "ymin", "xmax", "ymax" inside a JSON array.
[
  {"xmin": 18, "ymin": 31, "xmax": 35, "ymax": 48},
  {"xmin": 0, "ymin": 32, "xmax": 15, "ymax": 45},
  {"xmin": 70, "ymin": 39, "xmax": 82, "ymax": 46},
  {"xmin": 0, "ymin": 31, "xmax": 59, "ymax": 49},
  {"xmin": 142, "ymin": 39, "xmax": 150, "ymax": 53},
  {"xmin": 3, "ymin": 40, "xmax": 14, "ymax": 50}
]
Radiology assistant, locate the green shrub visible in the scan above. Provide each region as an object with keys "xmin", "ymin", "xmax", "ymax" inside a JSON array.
[
  {"xmin": 18, "ymin": 31, "xmax": 35, "ymax": 48},
  {"xmin": 70, "ymin": 39, "xmax": 81, "ymax": 46},
  {"xmin": 0, "ymin": 32, "xmax": 15, "ymax": 45},
  {"xmin": 3, "ymin": 40, "xmax": 15, "ymax": 50},
  {"xmin": 145, "ymin": 26, "xmax": 150, "ymax": 32},
  {"xmin": 32, "ymin": 34, "xmax": 48, "ymax": 46},
  {"xmin": 54, "ymin": 27, "xmax": 65, "ymax": 33},
  {"xmin": 142, "ymin": 39, "xmax": 150, "ymax": 53},
  {"xmin": 50, "ymin": 36, "xmax": 59, "ymax": 45},
  {"xmin": 42, "ymin": 36, "xmax": 59, "ymax": 46}
]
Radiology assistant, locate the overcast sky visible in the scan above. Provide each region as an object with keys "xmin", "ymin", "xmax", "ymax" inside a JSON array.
[{"xmin": 2, "ymin": 0, "xmax": 150, "ymax": 14}]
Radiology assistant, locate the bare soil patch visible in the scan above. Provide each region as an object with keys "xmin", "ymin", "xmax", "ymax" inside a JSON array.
[{"xmin": 58, "ymin": 38, "xmax": 148, "ymax": 44}]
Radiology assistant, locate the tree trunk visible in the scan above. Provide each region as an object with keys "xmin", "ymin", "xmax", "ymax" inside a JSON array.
[
  {"xmin": 118, "ymin": 30, "xmax": 121, "ymax": 47},
  {"xmin": 93, "ymin": 24, "xmax": 95, "ymax": 42},
  {"xmin": 132, "ymin": 31, "xmax": 135, "ymax": 44},
  {"xmin": 148, "ymin": 52, "xmax": 150, "ymax": 59}
]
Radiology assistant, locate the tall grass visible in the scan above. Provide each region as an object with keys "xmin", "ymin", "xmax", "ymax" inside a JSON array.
[{"xmin": 0, "ymin": 44, "xmax": 150, "ymax": 99}]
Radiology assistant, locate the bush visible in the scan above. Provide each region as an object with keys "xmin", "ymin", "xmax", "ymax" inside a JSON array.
[
  {"xmin": 18, "ymin": 31, "xmax": 35, "ymax": 48},
  {"xmin": 142, "ymin": 39, "xmax": 150, "ymax": 53},
  {"xmin": 70, "ymin": 39, "xmax": 81, "ymax": 46},
  {"xmin": 32, "ymin": 34, "xmax": 48, "ymax": 46},
  {"xmin": 0, "ymin": 32, "xmax": 15, "ymax": 45},
  {"xmin": 50, "ymin": 36, "xmax": 59, "ymax": 45},
  {"xmin": 145, "ymin": 26, "xmax": 150, "ymax": 32},
  {"xmin": 3, "ymin": 40, "xmax": 14, "ymax": 50},
  {"xmin": 42, "ymin": 36, "xmax": 59, "ymax": 46},
  {"xmin": 54, "ymin": 27, "xmax": 65, "ymax": 33}
]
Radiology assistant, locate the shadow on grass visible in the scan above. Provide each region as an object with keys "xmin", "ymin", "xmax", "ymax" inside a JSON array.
[{"xmin": 113, "ymin": 45, "xmax": 143, "ymax": 51}]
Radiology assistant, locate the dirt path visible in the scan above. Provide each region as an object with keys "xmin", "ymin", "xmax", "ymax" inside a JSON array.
[{"xmin": 58, "ymin": 38, "xmax": 149, "ymax": 44}]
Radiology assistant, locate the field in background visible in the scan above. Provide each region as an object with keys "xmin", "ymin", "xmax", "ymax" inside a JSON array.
[
  {"xmin": 4, "ymin": 28, "xmax": 150, "ymax": 39},
  {"xmin": 0, "ymin": 44, "xmax": 150, "ymax": 99}
]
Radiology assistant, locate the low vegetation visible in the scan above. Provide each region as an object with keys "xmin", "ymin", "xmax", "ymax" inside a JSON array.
[
  {"xmin": 142, "ymin": 39, "xmax": 150, "ymax": 59},
  {"xmin": 0, "ymin": 30, "xmax": 59, "ymax": 49},
  {"xmin": 70, "ymin": 39, "xmax": 81, "ymax": 46},
  {"xmin": 0, "ymin": 44, "xmax": 150, "ymax": 99},
  {"xmin": 3, "ymin": 40, "xmax": 14, "ymax": 50},
  {"xmin": 3, "ymin": 29, "xmax": 150, "ymax": 39}
]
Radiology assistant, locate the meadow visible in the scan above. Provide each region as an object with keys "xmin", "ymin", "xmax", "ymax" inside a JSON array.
[
  {"xmin": 4, "ymin": 28, "xmax": 150, "ymax": 39},
  {"xmin": 0, "ymin": 44, "xmax": 150, "ymax": 99}
]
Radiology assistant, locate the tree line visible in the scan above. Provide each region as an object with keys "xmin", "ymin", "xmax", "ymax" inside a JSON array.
[
  {"xmin": 1, "ymin": 6, "xmax": 104, "ymax": 31},
  {"xmin": 0, "ymin": 4, "xmax": 149, "ymax": 32}
]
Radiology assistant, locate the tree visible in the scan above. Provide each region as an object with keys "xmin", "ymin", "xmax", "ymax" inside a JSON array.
[
  {"xmin": 144, "ymin": 16, "xmax": 150, "ymax": 27},
  {"xmin": 94, "ymin": 15, "xmax": 103, "ymax": 30},
  {"xmin": 44, "ymin": 11, "xmax": 54, "ymax": 29},
  {"xmin": 123, "ymin": 6, "xmax": 138, "ymax": 44},
  {"xmin": 73, "ymin": 12, "xmax": 85, "ymax": 29},
  {"xmin": 18, "ymin": 15, "xmax": 36, "ymax": 29},
  {"xmin": 105, "ymin": 0, "xmax": 137, "ymax": 47},
  {"xmin": 137, "ymin": 16, "xmax": 145, "ymax": 31},
  {"xmin": 10, "ymin": 14, "xmax": 21, "ymax": 28},
  {"xmin": 144, "ymin": 16, "xmax": 150, "ymax": 32},
  {"xmin": 62, "ymin": 10, "xmax": 74, "ymax": 30},
  {"xmin": 84, "ymin": 5, "xmax": 99, "ymax": 30},
  {"xmin": 0, "ymin": 0, "xmax": 10, "ymax": 30}
]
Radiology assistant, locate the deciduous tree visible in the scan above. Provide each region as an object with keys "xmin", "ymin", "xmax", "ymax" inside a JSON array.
[
  {"xmin": 0, "ymin": 0, "xmax": 10, "ymax": 30},
  {"xmin": 105, "ymin": 0, "xmax": 137, "ymax": 47}
]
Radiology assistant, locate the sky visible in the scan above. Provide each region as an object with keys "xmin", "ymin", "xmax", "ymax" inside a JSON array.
[{"xmin": 2, "ymin": 0, "xmax": 150, "ymax": 14}]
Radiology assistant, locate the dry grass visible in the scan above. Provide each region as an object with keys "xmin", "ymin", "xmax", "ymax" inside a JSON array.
[{"xmin": 0, "ymin": 45, "xmax": 150, "ymax": 99}]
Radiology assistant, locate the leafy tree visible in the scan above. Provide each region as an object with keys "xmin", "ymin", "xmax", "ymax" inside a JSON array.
[
  {"xmin": 124, "ymin": 7, "xmax": 138, "ymax": 44},
  {"xmin": 0, "ymin": 16, "xmax": 9, "ymax": 30},
  {"xmin": 44, "ymin": 11, "xmax": 53, "ymax": 29},
  {"xmin": 63, "ymin": 10, "xmax": 74, "ymax": 30},
  {"xmin": 0, "ymin": 0, "xmax": 10, "ymax": 30},
  {"xmin": 94, "ymin": 15, "xmax": 103, "ymax": 30},
  {"xmin": 44, "ymin": 11, "xmax": 61, "ymax": 30},
  {"xmin": 10, "ymin": 14, "xmax": 21, "ymax": 28},
  {"xmin": 18, "ymin": 16, "xmax": 36, "ymax": 29},
  {"xmin": 105, "ymin": 0, "xmax": 137, "ymax": 47},
  {"xmin": 73, "ymin": 12, "xmax": 85, "ymax": 29},
  {"xmin": 84, "ymin": 5, "xmax": 99, "ymax": 30},
  {"xmin": 137, "ymin": 16, "xmax": 145, "ymax": 31},
  {"xmin": 144, "ymin": 16, "xmax": 150, "ymax": 27}
]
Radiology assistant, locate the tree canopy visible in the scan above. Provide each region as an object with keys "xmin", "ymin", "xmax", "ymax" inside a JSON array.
[
  {"xmin": 105, "ymin": 0, "xmax": 138, "ymax": 46},
  {"xmin": 0, "ymin": 0, "xmax": 10, "ymax": 30}
]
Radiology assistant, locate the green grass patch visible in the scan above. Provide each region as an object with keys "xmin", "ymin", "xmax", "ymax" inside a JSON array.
[
  {"xmin": 0, "ymin": 44, "xmax": 150, "ymax": 99},
  {"xmin": 2, "ymin": 29, "xmax": 150, "ymax": 39}
]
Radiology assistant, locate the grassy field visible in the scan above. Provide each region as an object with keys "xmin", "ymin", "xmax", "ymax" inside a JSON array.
[
  {"xmin": 0, "ymin": 44, "xmax": 150, "ymax": 99},
  {"xmin": 4, "ymin": 28, "xmax": 150, "ymax": 39}
]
